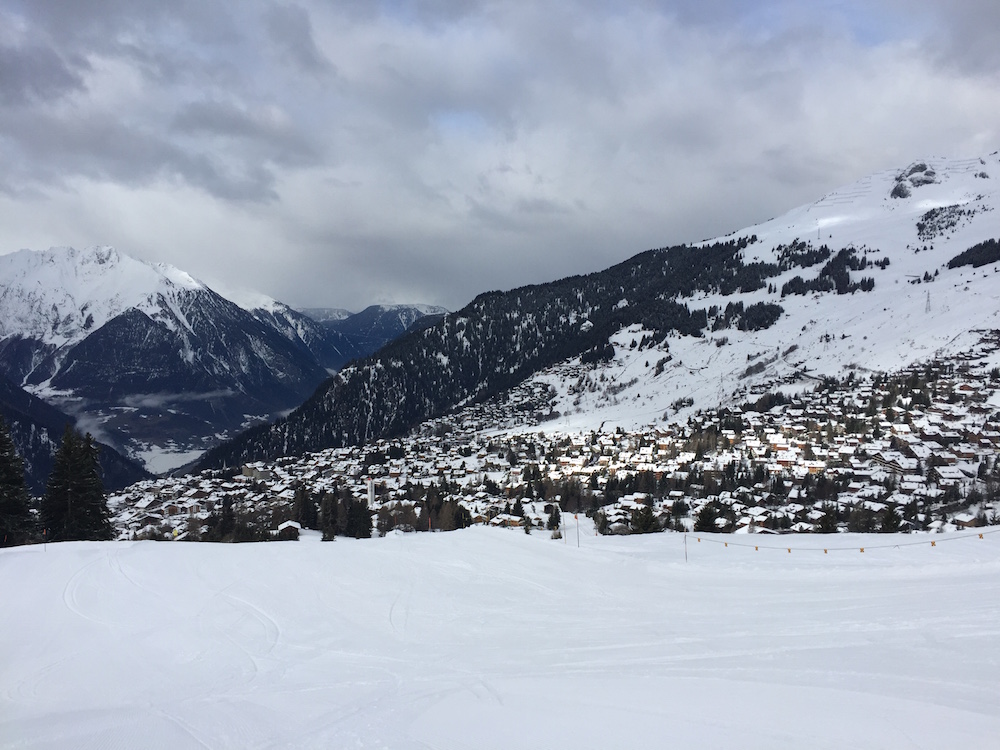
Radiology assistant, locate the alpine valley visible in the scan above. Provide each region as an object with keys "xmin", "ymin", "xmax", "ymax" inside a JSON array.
[{"xmin": 0, "ymin": 246, "xmax": 445, "ymax": 480}]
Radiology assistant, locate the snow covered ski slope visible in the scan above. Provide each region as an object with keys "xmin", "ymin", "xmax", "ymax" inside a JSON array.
[{"xmin": 3, "ymin": 527, "xmax": 999, "ymax": 749}]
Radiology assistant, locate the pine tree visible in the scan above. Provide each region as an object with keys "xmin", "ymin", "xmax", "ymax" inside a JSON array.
[
  {"xmin": 546, "ymin": 504, "xmax": 561, "ymax": 531},
  {"xmin": 879, "ymin": 504, "xmax": 901, "ymax": 533},
  {"xmin": 293, "ymin": 486, "xmax": 318, "ymax": 529},
  {"xmin": 319, "ymin": 491, "xmax": 336, "ymax": 541},
  {"xmin": 343, "ymin": 496, "xmax": 372, "ymax": 539},
  {"xmin": 631, "ymin": 505, "xmax": 660, "ymax": 534},
  {"xmin": 0, "ymin": 416, "xmax": 34, "ymax": 547},
  {"xmin": 694, "ymin": 502, "xmax": 720, "ymax": 533},
  {"xmin": 817, "ymin": 502, "xmax": 839, "ymax": 533},
  {"xmin": 847, "ymin": 505, "xmax": 876, "ymax": 533},
  {"xmin": 40, "ymin": 426, "xmax": 113, "ymax": 542}
]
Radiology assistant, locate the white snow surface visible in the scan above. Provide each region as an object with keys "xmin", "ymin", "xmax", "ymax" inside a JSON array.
[
  {"xmin": 518, "ymin": 153, "xmax": 1000, "ymax": 433},
  {"xmin": 0, "ymin": 245, "xmax": 204, "ymax": 347},
  {"xmin": 3, "ymin": 527, "xmax": 999, "ymax": 749}
]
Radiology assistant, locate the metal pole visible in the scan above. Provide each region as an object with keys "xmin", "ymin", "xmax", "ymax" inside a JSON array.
[
  {"xmin": 576, "ymin": 514, "xmax": 580, "ymax": 548},
  {"xmin": 684, "ymin": 533, "xmax": 688, "ymax": 563}
]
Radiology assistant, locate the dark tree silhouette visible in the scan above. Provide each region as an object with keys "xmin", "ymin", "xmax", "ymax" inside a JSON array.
[
  {"xmin": 0, "ymin": 416, "xmax": 34, "ymax": 546},
  {"xmin": 40, "ymin": 426, "xmax": 112, "ymax": 542}
]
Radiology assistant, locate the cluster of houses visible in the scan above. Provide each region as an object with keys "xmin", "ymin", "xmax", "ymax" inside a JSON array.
[
  {"xmin": 109, "ymin": 354, "xmax": 1000, "ymax": 540},
  {"xmin": 593, "ymin": 359, "xmax": 1000, "ymax": 534}
]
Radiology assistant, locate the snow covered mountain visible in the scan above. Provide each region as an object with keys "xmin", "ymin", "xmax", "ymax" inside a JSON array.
[
  {"xmin": 0, "ymin": 246, "xmax": 334, "ymax": 471},
  {"xmin": 226, "ymin": 297, "xmax": 449, "ymax": 368},
  {"xmin": 221, "ymin": 288, "xmax": 364, "ymax": 371},
  {"xmin": 197, "ymin": 152, "xmax": 1000, "ymax": 469},
  {"xmin": 0, "ymin": 246, "xmax": 202, "ymax": 378}
]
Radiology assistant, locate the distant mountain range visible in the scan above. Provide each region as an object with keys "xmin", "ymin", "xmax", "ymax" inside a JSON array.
[
  {"xmin": 195, "ymin": 153, "xmax": 1000, "ymax": 471},
  {"xmin": 0, "ymin": 247, "xmax": 445, "ymax": 473},
  {"xmin": 307, "ymin": 304, "xmax": 449, "ymax": 354},
  {"xmin": 297, "ymin": 307, "xmax": 353, "ymax": 323}
]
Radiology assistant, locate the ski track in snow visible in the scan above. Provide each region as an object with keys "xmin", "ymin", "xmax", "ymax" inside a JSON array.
[{"xmin": 2, "ymin": 529, "xmax": 1000, "ymax": 748}]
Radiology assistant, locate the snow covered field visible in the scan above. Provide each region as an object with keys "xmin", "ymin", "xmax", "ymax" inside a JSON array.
[{"xmin": 3, "ymin": 527, "xmax": 999, "ymax": 749}]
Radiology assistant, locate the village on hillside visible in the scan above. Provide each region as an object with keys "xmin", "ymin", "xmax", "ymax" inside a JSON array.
[{"xmin": 110, "ymin": 339, "xmax": 1000, "ymax": 541}]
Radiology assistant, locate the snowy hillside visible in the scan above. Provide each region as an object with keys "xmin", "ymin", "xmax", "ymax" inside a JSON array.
[
  {"xmin": 2, "ymin": 529, "xmax": 998, "ymax": 748},
  {"xmin": 517, "ymin": 154, "xmax": 1000, "ymax": 434}
]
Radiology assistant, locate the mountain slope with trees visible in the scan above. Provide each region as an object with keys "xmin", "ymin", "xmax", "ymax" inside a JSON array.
[
  {"xmin": 318, "ymin": 304, "xmax": 451, "ymax": 356},
  {"xmin": 196, "ymin": 237, "xmax": 788, "ymax": 469}
]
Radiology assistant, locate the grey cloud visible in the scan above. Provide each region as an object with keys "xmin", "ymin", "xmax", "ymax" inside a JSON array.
[
  {"xmin": 0, "ymin": 0, "xmax": 998, "ymax": 313},
  {"xmin": 1, "ymin": 110, "xmax": 281, "ymax": 201},
  {"xmin": 123, "ymin": 390, "xmax": 236, "ymax": 409},
  {"xmin": 894, "ymin": 0, "xmax": 1000, "ymax": 73},
  {"xmin": 172, "ymin": 99, "xmax": 320, "ymax": 165},
  {"xmin": 13, "ymin": 0, "xmax": 239, "ymax": 46},
  {"xmin": 9, "ymin": 1, "xmax": 246, "ymax": 91},
  {"xmin": 173, "ymin": 99, "xmax": 276, "ymax": 138},
  {"xmin": 263, "ymin": 3, "xmax": 333, "ymax": 74},
  {"xmin": 0, "ymin": 44, "xmax": 89, "ymax": 104},
  {"xmin": 112, "ymin": 40, "xmax": 232, "ymax": 89}
]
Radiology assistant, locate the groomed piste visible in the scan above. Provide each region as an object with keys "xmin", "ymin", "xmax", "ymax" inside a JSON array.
[{"xmin": 3, "ymin": 525, "xmax": 999, "ymax": 749}]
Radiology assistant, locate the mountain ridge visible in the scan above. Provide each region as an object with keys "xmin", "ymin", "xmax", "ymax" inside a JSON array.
[
  {"xmin": 0, "ymin": 247, "xmax": 337, "ymax": 470},
  {"xmin": 319, "ymin": 303, "xmax": 451, "ymax": 354}
]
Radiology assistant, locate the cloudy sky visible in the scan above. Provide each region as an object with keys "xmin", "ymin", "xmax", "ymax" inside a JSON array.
[{"xmin": 1, "ymin": 1, "xmax": 998, "ymax": 311}]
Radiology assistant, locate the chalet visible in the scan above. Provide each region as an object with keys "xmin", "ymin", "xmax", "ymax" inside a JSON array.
[
  {"xmin": 952, "ymin": 512, "xmax": 983, "ymax": 528},
  {"xmin": 489, "ymin": 513, "xmax": 523, "ymax": 528},
  {"xmin": 933, "ymin": 466, "xmax": 966, "ymax": 485},
  {"xmin": 952, "ymin": 444, "xmax": 978, "ymax": 461},
  {"xmin": 872, "ymin": 451, "xmax": 917, "ymax": 474}
]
